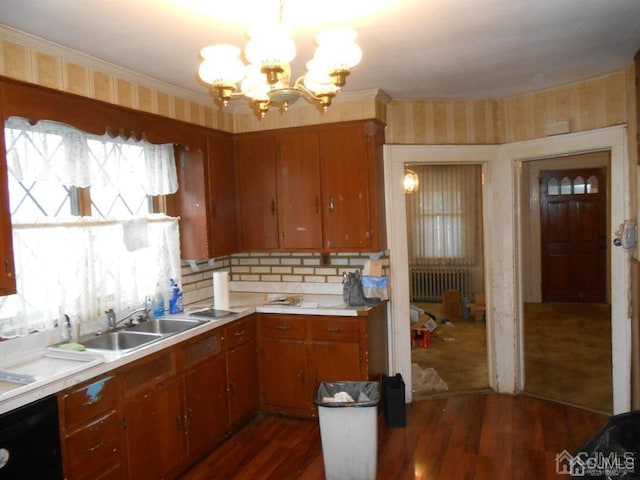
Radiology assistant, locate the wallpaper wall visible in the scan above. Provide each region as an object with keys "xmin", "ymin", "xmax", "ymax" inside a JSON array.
[{"xmin": 1, "ymin": 26, "xmax": 636, "ymax": 307}]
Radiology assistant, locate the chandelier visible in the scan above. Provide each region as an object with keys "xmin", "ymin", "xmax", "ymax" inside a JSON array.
[{"xmin": 197, "ymin": 1, "xmax": 362, "ymax": 117}]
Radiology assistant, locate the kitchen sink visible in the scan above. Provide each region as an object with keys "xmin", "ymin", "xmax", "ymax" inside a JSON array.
[
  {"xmin": 124, "ymin": 318, "xmax": 206, "ymax": 335},
  {"xmin": 83, "ymin": 330, "xmax": 163, "ymax": 353}
]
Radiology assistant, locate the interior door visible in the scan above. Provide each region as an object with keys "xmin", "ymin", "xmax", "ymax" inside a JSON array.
[{"xmin": 540, "ymin": 168, "xmax": 607, "ymax": 302}]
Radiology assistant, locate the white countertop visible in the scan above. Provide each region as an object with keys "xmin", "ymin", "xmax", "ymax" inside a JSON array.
[{"xmin": 0, "ymin": 286, "xmax": 383, "ymax": 414}]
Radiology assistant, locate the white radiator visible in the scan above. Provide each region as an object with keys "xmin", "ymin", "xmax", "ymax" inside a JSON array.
[{"xmin": 410, "ymin": 266, "xmax": 470, "ymax": 302}]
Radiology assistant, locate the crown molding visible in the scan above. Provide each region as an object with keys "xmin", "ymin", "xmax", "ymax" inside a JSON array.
[{"xmin": 0, "ymin": 24, "xmax": 215, "ymax": 106}]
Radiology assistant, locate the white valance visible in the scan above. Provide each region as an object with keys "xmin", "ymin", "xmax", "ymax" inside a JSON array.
[{"xmin": 4, "ymin": 117, "xmax": 178, "ymax": 194}]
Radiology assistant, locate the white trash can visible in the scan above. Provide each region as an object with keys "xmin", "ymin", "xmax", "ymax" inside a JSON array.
[{"xmin": 315, "ymin": 381, "xmax": 379, "ymax": 480}]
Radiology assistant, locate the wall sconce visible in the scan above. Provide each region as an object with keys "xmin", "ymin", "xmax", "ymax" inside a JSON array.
[{"xmin": 404, "ymin": 169, "xmax": 419, "ymax": 193}]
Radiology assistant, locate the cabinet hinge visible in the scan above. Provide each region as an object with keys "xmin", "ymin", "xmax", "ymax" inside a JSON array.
[{"xmin": 122, "ymin": 417, "xmax": 128, "ymax": 431}]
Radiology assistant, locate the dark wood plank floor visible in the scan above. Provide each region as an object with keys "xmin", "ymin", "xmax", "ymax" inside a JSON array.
[{"xmin": 180, "ymin": 393, "xmax": 608, "ymax": 480}]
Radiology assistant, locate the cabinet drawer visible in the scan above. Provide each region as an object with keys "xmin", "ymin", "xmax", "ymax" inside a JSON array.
[
  {"xmin": 65, "ymin": 411, "xmax": 122, "ymax": 479},
  {"xmin": 122, "ymin": 352, "xmax": 176, "ymax": 395},
  {"xmin": 260, "ymin": 315, "xmax": 305, "ymax": 340},
  {"xmin": 225, "ymin": 317, "xmax": 256, "ymax": 350},
  {"xmin": 61, "ymin": 375, "xmax": 117, "ymax": 431},
  {"xmin": 309, "ymin": 317, "xmax": 359, "ymax": 342},
  {"xmin": 183, "ymin": 331, "xmax": 222, "ymax": 369}
]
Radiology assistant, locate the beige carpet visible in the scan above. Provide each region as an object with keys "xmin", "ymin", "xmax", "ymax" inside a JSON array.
[
  {"xmin": 411, "ymin": 302, "xmax": 489, "ymax": 400},
  {"xmin": 410, "ymin": 301, "xmax": 612, "ymax": 413},
  {"xmin": 523, "ymin": 302, "xmax": 612, "ymax": 413}
]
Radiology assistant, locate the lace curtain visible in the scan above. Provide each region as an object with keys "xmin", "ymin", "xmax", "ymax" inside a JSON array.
[
  {"xmin": 0, "ymin": 118, "xmax": 180, "ymax": 338},
  {"xmin": 405, "ymin": 164, "xmax": 481, "ymax": 266}
]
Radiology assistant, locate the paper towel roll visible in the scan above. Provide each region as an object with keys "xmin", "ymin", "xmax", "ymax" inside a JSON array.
[{"xmin": 213, "ymin": 271, "xmax": 230, "ymax": 310}]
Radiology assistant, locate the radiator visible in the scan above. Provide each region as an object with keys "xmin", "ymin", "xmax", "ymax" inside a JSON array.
[{"xmin": 410, "ymin": 266, "xmax": 470, "ymax": 302}]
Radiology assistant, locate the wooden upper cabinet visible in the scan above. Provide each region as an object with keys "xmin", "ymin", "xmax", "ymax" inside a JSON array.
[
  {"xmin": 320, "ymin": 120, "xmax": 386, "ymax": 252},
  {"xmin": 0, "ymin": 122, "xmax": 16, "ymax": 296},
  {"xmin": 173, "ymin": 145, "xmax": 208, "ymax": 260},
  {"xmin": 235, "ymin": 133, "xmax": 279, "ymax": 250},
  {"xmin": 234, "ymin": 120, "xmax": 386, "ymax": 253},
  {"xmin": 277, "ymin": 131, "xmax": 322, "ymax": 249},
  {"xmin": 171, "ymin": 131, "xmax": 237, "ymax": 260},
  {"xmin": 208, "ymin": 132, "xmax": 237, "ymax": 257}
]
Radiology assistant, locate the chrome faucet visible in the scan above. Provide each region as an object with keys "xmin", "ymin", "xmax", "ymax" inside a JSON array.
[{"xmin": 106, "ymin": 297, "xmax": 152, "ymax": 331}]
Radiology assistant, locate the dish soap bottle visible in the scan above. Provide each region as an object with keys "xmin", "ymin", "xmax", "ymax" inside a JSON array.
[
  {"xmin": 152, "ymin": 283, "xmax": 165, "ymax": 317},
  {"xmin": 169, "ymin": 279, "xmax": 184, "ymax": 314}
]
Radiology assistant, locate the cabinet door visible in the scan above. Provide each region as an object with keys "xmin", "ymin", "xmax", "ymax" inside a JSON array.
[
  {"xmin": 125, "ymin": 377, "xmax": 185, "ymax": 480},
  {"xmin": 235, "ymin": 134, "xmax": 279, "ymax": 250},
  {"xmin": 208, "ymin": 132, "xmax": 237, "ymax": 257},
  {"xmin": 259, "ymin": 338, "xmax": 307, "ymax": 411},
  {"xmin": 227, "ymin": 339, "xmax": 258, "ymax": 426},
  {"xmin": 173, "ymin": 145, "xmax": 210, "ymax": 259},
  {"xmin": 276, "ymin": 131, "xmax": 322, "ymax": 249},
  {"xmin": 0, "ymin": 126, "xmax": 16, "ymax": 296},
  {"xmin": 319, "ymin": 124, "xmax": 373, "ymax": 250},
  {"xmin": 184, "ymin": 354, "xmax": 228, "ymax": 461},
  {"xmin": 310, "ymin": 342, "xmax": 362, "ymax": 385}
]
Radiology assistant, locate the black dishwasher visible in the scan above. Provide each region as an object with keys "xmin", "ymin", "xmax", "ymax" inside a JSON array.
[{"xmin": 0, "ymin": 394, "xmax": 63, "ymax": 479}]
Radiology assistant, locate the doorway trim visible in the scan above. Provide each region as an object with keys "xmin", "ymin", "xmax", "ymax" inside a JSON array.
[{"xmin": 384, "ymin": 125, "xmax": 633, "ymax": 413}]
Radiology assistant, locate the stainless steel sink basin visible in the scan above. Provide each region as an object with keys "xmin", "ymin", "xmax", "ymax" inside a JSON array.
[
  {"xmin": 83, "ymin": 331, "xmax": 162, "ymax": 352},
  {"xmin": 125, "ymin": 318, "xmax": 205, "ymax": 335}
]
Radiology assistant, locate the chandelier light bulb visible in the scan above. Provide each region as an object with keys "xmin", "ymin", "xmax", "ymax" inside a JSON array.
[
  {"xmin": 304, "ymin": 60, "xmax": 340, "ymax": 95},
  {"xmin": 315, "ymin": 28, "xmax": 362, "ymax": 71},
  {"xmin": 241, "ymin": 65, "xmax": 271, "ymax": 100},
  {"xmin": 245, "ymin": 24, "xmax": 296, "ymax": 69},
  {"xmin": 198, "ymin": 45, "xmax": 245, "ymax": 86}
]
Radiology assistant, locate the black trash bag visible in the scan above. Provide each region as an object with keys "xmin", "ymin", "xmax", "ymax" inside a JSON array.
[
  {"xmin": 314, "ymin": 381, "xmax": 379, "ymax": 407},
  {"xmin": 571, "ymin": 411, "xmax": 640, "ymax": 479},
  {"xmin": 382, "ymin": 373, "xmax": 406, "ymax": 428}
]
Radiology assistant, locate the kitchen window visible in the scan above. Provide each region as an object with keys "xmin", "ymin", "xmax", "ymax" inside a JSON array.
[{"xmin": 0, "ymin": 117, "xmax": 180, "ymax": 338}]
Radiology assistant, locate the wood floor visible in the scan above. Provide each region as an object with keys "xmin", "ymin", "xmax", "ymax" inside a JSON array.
[{"xmin": 180, "ymin": 392, "xmax": 608, "ymax": 480}]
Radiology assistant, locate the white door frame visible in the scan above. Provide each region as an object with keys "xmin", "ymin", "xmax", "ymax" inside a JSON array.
[{"xmin": 384, "ymin": 125, "xmax": 634, "ymax": 413}]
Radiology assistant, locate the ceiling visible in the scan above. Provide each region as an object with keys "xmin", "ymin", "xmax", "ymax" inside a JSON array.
[{"xmin": 1, "ymin": 0, "xmax": 639, "ymax": 102}]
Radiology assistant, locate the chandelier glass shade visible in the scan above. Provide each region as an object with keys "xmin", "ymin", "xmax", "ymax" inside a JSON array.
[{"xmin": 198, "ymin": 15, "xmax": 362, "ymax": 117}]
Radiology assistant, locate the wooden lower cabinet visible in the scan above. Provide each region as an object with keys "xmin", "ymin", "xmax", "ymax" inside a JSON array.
[
  {"xmin": 57, "ymin": 309, "xmax": 385, "ymax": 476},
  {"xmin": 257, "ymin": 305, "xmax": 388, "ymax": 417},
  {"xmin": 58, "ymin": 375, "xmax": 127, "ymax": 480},
  {"xmin": 57, "ymin": 316, "xmax": 260, "ymax": 479},
  {"xmin": 183, "ymin": 343, "xmax": 228, "ymax": 462},
  {"xmin": 310, "ymin": 341, "xmax": 361, "ymax": 384},
  {"xmin": 261, "ymin": 338, "xmax": 308, "ymax": 414},
  {"xmin": 225, "ymin": 316, "xmax": 258, "ymax": 427},
  {"xmin": 125, "ymin": 376, "xmax": 185, "ymax": 479}
]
